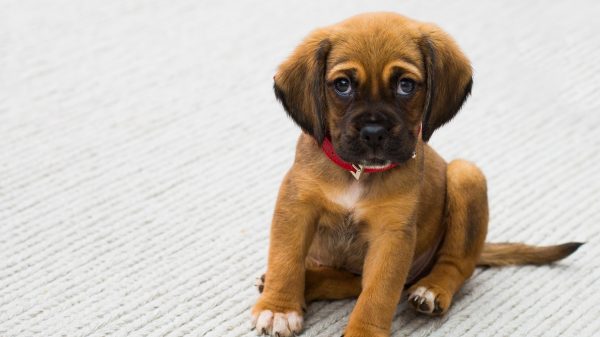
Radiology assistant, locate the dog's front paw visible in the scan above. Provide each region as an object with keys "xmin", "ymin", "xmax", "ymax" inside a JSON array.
[
  {"xmin": 407, "ymin": 283, "xmax": 452, "ymax": 315},
  {"xmin": 251, "ymin": 309, "xmax": 303, "ymax": 336},
  {"xmin": 251, "ymin": 296, "xmax": 304, "ymax": 336}
]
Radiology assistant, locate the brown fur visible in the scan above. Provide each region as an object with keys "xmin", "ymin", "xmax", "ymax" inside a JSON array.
[
  {"xmin": 252, "ymin": 12, "xmax": 582, "ymax": 337},
  {"xmin": 478, "ymin": 242, "xmax": 584, "ymax": 266}
]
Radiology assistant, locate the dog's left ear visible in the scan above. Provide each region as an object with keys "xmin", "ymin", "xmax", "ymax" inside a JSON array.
[
  {"xmin": 273, "ymin": 29, "xmax": 332, "ymax": 145},
  {"xmin": 419, "ymin": 24, "xmax": 473, "ymax": 142}
]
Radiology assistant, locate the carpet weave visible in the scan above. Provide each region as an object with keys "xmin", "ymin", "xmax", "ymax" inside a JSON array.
[{"xmin": 1, "ymin": 1, "xmax": 599, "ymax": 336}]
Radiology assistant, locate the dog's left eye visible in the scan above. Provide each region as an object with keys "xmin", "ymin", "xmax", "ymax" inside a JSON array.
[
  {"xmin": 334, "ymin": 78, "xmax": 353, "ymax": 96},
  {"xmin": 397, "ymin": 78, "xmax": 415, "ymax": 96}
]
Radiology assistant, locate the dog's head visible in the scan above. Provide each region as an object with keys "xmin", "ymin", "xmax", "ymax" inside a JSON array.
[{"xmin": 274, "ymin": 13, "xmax": 473, "ymax": 166}]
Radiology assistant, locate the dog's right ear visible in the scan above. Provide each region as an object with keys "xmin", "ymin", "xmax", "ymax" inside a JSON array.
[{"xmin": 273, "ymin": 29, "xmax": 331, "ymax": 145}]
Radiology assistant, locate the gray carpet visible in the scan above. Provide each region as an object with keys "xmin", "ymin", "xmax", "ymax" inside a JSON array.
[{"xmin": 1, "ymin": 1, "xmax": 599, "ymax": 336}]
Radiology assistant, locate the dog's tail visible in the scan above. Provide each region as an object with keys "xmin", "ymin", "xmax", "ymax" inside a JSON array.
[{"xmin": 476, "ymin": 242, "xmax": 584, "ymax": 267}]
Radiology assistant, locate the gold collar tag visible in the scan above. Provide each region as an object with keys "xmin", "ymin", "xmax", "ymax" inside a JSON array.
[{"xmin": 350, "ymin": 164, "xmax": 364, "ymax": 180}]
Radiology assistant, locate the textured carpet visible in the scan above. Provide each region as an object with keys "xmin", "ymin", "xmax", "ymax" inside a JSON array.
[{"xmin": 1, "ymin": 1, "xmax": 599, "ymax": 336}]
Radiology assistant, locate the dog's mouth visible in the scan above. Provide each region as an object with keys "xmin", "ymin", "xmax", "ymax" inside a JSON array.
[
  {"xmin": 358, "ymin": 158, "xmax": 392, "ymax": 168},
  {"xmin": 336, "ymin": 144, "xmax": 416, "ymax": 167},
  {"xmin": 334, "ymin": 125, "xmax": 419, "ymax": 166}
]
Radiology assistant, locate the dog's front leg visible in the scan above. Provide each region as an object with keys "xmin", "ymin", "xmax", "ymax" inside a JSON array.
[
  {"xmin": 252, "ymin": 179, "xmax": 319, "ymax": 336},
  {"xmin": 343, "ymin": 219, "xmax": 416, "ymax": 337}
]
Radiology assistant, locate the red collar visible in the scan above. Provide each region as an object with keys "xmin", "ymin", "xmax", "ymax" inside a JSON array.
[{"xmin": 321, "ymin": 137, "xmax": 398, "ymax": 180}]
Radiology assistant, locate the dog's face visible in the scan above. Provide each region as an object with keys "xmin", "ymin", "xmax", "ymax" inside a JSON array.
[
  {"xmin": 274, "ymin": 13, "xmax": 473, "ymax": 166},
  {"xmin": 322, "ymin": 21, "xmax": 429, "ymax": 166}
]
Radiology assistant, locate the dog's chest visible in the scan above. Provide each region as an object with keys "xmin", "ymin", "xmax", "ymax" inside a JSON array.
[
  {"xmin": 307, "ymin": 182, "xmax": 368, "ymax": 273},
  {"xmin": 323, "ymin": 181, "xmax": 365, "ymax": 230},
  {"xmin": 329, "ymin": 181, "xmax": 363, "ymax": 210}
]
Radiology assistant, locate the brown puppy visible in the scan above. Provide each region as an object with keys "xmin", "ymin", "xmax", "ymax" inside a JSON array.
[{"xmin": 251, "ymin": 12, "xmax": 582, "ymax": 337}]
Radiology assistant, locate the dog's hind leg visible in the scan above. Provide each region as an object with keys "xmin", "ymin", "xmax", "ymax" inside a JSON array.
[
  {"xmin": 256, "ymin": 266, "xmax": 362, "ymax": 304},
  {"xmin": 407, "ymin": 159, "xmax": 488, "ymax": 315},
  {"xmin": 304, "ymin": 266, "xmax": 362, "ymax": 303}
]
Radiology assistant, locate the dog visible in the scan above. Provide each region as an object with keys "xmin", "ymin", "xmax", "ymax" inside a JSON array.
[{"xmin": 251, "ymin": 12, "xmax": 582, "ymax": 337}]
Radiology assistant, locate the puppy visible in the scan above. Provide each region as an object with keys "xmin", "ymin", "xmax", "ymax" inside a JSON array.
[{"xmin": 251, "ymin": 12, "xmax": 582, "ymax": 337}]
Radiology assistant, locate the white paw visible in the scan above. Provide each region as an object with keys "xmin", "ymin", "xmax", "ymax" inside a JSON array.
[
  {"xmin": 251, "ymin": 310, "xmax": 303, "ymax": 336},
  {"xmin": 407, "ymin": 286, "xmax": 438, "ymax": 314}
]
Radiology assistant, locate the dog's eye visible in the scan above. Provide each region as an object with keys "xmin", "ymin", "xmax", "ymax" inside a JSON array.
[
  {"xmin": 334, "ymin": 78, "xmax": 353, "ymax": 96},
  {"xmin": 397, "ymin": 78, "xmax": 415, "ymax": 96}
]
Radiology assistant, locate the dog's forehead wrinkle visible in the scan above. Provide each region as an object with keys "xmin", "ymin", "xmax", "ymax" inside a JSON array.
[
  {"xmin": 368, "ymin": 74, "xmax": 380, "ymax": 99},
  {"xmin": 332, "ymin": 26, "xmax": 421, "ymax": 64}
]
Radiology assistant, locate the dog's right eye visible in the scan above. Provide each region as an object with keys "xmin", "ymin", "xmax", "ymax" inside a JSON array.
[{"xmin": 333, "ymin": 78, "xmax": 353, "ymax": 96}]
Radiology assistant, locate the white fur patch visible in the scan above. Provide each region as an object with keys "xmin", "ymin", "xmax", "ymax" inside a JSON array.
[
  {"xmin": 254, "ymin": 310, "xmax": 273, "ymax": 335},
  {"xmin": 329, "ymin": 181, "xmax": 363, "ymax": 210},
  {"xmin": 423, "ymin": 289, "xmax": 436, "ymax": 306},
  {"xmin": 251, "ymin": 310, "xmax": 303, "ymax": 336},
  {"xmin": 286, "ymin": 312, "xmax": 303, "ymax": 332},
  {"xmin": 408, "ymin": 286, "xmax": 437, "ymax": 314},
  {"xmin": 411, "ymin": 286, "xmax": 427, "ymax": 298},
  {"xmin": 272, "ymin": 313, "xmax": 291, "ymax": 336}
]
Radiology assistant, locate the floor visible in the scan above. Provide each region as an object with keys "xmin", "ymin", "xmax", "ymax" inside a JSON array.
[{"xmin": 1, "ymin": 1, "xmax": 599, "ymax": 336}]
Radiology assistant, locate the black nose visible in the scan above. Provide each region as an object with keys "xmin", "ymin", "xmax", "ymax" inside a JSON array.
[{"xmin": 360, "ymin": 123, "xmax": 387, "ymax": 147}]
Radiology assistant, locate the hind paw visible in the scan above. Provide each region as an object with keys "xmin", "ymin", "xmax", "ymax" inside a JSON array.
[{"xmin": 407, "ymin": 284, "xmax": 452, "ymax": 316}]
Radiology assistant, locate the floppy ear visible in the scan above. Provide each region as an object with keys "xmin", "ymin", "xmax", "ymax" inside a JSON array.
[
  {"xmin": 420, "ymin": 24, "xmax": 473, "ymax": 142},
  {"xmin": 273, "ymin": 29, "xmax": 331, "ymax": 145}
]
